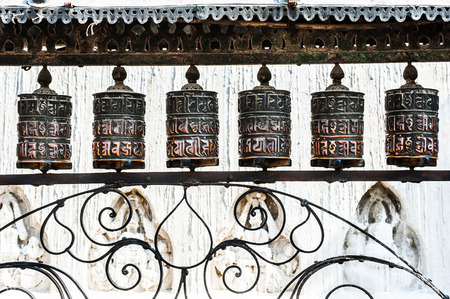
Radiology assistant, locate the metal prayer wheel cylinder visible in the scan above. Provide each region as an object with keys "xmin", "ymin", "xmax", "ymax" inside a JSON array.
[
  {"xmin": 311, "ymin": 63, "xmax": 365, "ymax": 169},
  {"xmin": 17, "ymin": 66, "xmax": 72, "ymax": 172},
  {"xmin": 238, "ymin": 65, "xmax": 292, "ymax": 168},
  {"xmin": 166, "ymin": 65, "xmax": 219, "ymax": 169},
  {"xmin": 92, "ymin": 66, "xmax": 146, "ymax": 170},
  {"xmin": 385, "ymin": 63, "xmax": 439, "ymax": 168}
]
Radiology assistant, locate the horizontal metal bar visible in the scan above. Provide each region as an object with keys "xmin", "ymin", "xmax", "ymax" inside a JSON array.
[{"xmin": 2, "ymin": 170, "xmax": 450, "ymax": 186}]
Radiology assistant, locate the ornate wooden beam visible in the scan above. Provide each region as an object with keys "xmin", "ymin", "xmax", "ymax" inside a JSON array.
[{"xmin": 0, "ymin": 19, "xmax": 447, "ymax": 65}]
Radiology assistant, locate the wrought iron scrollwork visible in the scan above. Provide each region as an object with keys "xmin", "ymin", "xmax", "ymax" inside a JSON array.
[
  {"xmin": 0, "ymin": 184, "xmax": 448, "ymax": 298},
  {"xmin": 325, "ymin": 284, "xmax": 374, "ymax": 299},
  {"xmin": 0, "ymin": 261, "xmax": 88, "ymax": 298}
]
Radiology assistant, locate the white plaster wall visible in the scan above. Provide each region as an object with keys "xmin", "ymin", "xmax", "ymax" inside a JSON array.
[{"xmin": 0, "ymin": 62, "xmax": 449, "ymax": 298}]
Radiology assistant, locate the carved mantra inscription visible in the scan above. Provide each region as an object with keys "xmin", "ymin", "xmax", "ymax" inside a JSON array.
[
  {"xmin": 93, "ymin": 95, "xmax": 146, "ymax": 115},
  {"xmin": 311, "ymin": 92, "xmax": 365, "ymax": 163},
  {"xmin": 167, "ymin": 117, "xmax": 218, "ymax": 135},
  {"xmin": 166, "ymin": 91, "xmax": 219, "ymax": 164},
  {"xmin": 17, "ymin": 95, "xmax": 72, "ymax": 166},
  {"xmin": 92, "ymin": 93, "xmax": 146, "ymax": 164},
  {"xmin": 238, "ymin": 91, "xmax": 291, "ymax": 161},
  {"xmin": 385, "ymin": 89, "xmax": 439, "ymax": 162},
  {"xmin": 93, "ymin": 120, "xmax": 145, "ymax": 137},
  {"xmin": 18, "ymin": 97, "xmax": 72, "ymax": 116}
]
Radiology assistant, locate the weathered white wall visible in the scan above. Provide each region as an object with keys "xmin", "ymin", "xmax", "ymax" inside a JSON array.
[{"xmin": 0, "ymin": 62, "xmax": 449, "ymax": 298}]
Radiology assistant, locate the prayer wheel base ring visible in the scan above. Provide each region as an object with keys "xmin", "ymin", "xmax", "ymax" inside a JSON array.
[
  {"xmin": 93, "ymin": 161, "xmax": 145, "ymax": 171},
  {"xmin": 17, "ymin": 161, "xmax": 72, "ymax": 173},
  {"xmin": 239, "ymin": 158, "xmax": 291, "ymax": 169},
  {"xmin": 387, "ymin": 157, "xmax": 436, "ymax": 168},
  {"xmin": 167, "ymin": 158, "xmax": 219, "ymax": 169},
  {"xmin": 311, "ymin": 159, "xmax": 364, "ymax": 169}
]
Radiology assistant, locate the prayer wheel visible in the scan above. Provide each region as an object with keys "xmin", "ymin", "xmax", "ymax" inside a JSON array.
[
  {"xmin": 92, "ymin": 66, "xmax": 146, "ymax": 170},
  {"xmin": 238, "ymin": 65, "xmax": 292, "ymax": 169},
  {"xmin": 311, "ymin": 63, "xmax": 365, "ymax": 169},
  {"xmin": 17, "ymin": 66, "xmax": 72, "ymax": 173},
  {"xmin": 385, "ymin": 63, "xmax": 439, "ymax": 168},
  {"xmin": 166, "ymin": 65, "xmax": 219, "ymax": 169}
]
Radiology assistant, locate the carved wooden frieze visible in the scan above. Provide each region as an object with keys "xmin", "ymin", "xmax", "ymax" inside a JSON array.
[{"xmin": 0, "ymin": 17, "xmax": 448, "ymax": 66}]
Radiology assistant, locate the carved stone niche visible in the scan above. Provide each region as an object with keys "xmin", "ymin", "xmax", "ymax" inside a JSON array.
[
  {"xmin": 0, "ymin": 187, "xmax": 50, "ymax": 291},
  {"xmin": 88, "ymin": 188, "xmax": 173, "ymax": 292},
  {"xmin": 212, "ymin": 190, "xmax": 300, "ymax": 293},
  {"xmin": 343, "ymin": 182, "xmax": 421, "ymax": 292}
]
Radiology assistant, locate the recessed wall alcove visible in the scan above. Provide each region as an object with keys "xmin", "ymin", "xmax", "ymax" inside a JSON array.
[
  {"xmin": 0, "ymin": 187, "xmax": 49, "ymax": 291},
  {"xmin": 343, "ymin": 182, "xmax": 421, "ymax": 292}
]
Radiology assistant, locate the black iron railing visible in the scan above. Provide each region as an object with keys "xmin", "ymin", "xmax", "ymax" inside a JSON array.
[{"xmin": 0, "ymin": 184, "xmax": 448, "ymax": 298}]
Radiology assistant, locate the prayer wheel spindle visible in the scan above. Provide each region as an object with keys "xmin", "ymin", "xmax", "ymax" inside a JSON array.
[
  {"xmin": 238, "ymin": 65, "xmax": 292, "ymax": 169},
  {"xmin": 92, "ymin": 66, "xmax": 146, "ymax": 171},
  {"xmin": 17, "ymin": 66, "xmax": 72, "ymax": 173},
  {"xmin": 310, "ymin": 63, "xmax": 365, "ymax": 169},
  {"xmin": 385, "ymin": 62, "xmax": 439, "ymax": 168},
  {"xmin": 166, "ymin": 65, "xmax": 219, "ymax": 169}
]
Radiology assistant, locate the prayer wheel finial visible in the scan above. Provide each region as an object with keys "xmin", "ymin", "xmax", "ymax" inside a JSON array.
[
  {"xmin": 107, "ymin": 66, "xmax": 132, "ymax": 91},
  {"xmin": 326, "ymin": 63, "xmax": 349, "ymax": 91},
  {"xmin": 182, "ymin": 65, "xmax": 203, "ymax": 90},
  {"xmin": 401, "ymin": 62, "xmax": 422, "ymax": 88},
  {"xmin": 33, "ymin": 65, "xmax": 56, "ymax": 94},
  {"xmin": 37, "ymin": 65, "xmax": 52, "ymax": 88}
]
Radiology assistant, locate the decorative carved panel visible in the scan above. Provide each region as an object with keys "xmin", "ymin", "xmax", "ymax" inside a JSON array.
[
  {"xmin": 0, "ymin": 20, "xmax": 447, "ymax": 65},
  {"xmin": 0, "ymin": 187, "xmax": 50, "ymax": 291},
  {"xmin": 343, "ymin": 182, "xmax": 421, "ymax": 292}
]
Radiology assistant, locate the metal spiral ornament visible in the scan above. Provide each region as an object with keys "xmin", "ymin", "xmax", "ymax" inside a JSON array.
[{"xmin": 0, "ymin": 184, "xmax": 448, "ymax": 299}]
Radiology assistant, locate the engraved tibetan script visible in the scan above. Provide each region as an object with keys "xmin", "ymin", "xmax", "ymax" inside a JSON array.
[
  {"xmin": 166, "ymin": 117, "xmax": 218, "ymax": 135},
  {"xmin": 239, "ymin": 115, "xmax": 290, "ymax": 134},
  {"xmin": 238, "ymin": 89, "xmax": 292, "ymax": 162},
  {"xmin": 167, "ymin": 137, "xmax": 218, "ymax": 158},
  {"xmin": 93, "ymin": 120, "xmax": 145, "ymax": 137},
  {"xmin": 166, "ymin": 90, "xmax": 219, "ymax": 163},
  {"xmin": 311, "ymin": 138, "xmax": 363, "ymax": 158},
  {"xmin": 92, "ymin": 141, "xmax": 145, "ymax": 159},
  {"xmin": 239, "ymin": 136, "xmax": 290, "ymax": 157},
  {"xmin": 17, "ymin": 142, "xmax": 71, "ymax": 160},
  {"xmin": 18, "ymin": 121, "xmax": 71, "ymax": 138},
  {"xmin": 93, "ymin": 91, "xmax": 146, "ymax": 165}
]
